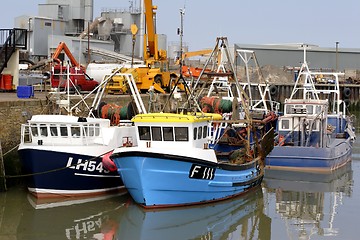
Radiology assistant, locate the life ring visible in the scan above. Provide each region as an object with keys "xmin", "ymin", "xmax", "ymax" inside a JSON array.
[
  {"xmin": 343, "ymin": 87, "xmax": 351, "ymax": 98},
  {"xmin": 269, "ymin": 85, "xmax": 278, "ymax": 96}
]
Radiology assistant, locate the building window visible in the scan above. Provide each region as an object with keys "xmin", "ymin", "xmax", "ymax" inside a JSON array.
[{"xmin": 45, "ymin": 22, "xmax": 52, "ymax": 27}]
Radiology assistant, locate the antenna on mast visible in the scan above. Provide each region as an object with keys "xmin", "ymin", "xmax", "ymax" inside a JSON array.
[{"xmin": 178, "ymin": 7, "xmax": 185, "ymax": 78}]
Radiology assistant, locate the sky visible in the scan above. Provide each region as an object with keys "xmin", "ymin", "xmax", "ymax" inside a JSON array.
[{"xmin": 2, "ymin": 0, "xmax": 360, "ymax": 51}]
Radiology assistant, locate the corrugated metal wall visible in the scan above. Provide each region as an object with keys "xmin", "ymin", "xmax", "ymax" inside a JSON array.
[{"xmin": 234, "ymin": 44, "xmax": 360, "ymax": 71}]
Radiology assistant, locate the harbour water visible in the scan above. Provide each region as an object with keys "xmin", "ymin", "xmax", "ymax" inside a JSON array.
[{"xmin": 0, "ymin": 137, "xmax": 359, "ymax": 239}]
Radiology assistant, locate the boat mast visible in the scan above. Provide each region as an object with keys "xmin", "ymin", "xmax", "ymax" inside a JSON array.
[
  {"xmin": 289, "ymin": 44, "xmax": 319, "ymax": 101},
  {"xmin": 179, "ymin": 7, "xmax": 185, "ymax": 79}
]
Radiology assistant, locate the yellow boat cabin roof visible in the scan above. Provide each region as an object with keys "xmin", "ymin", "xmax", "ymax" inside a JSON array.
[{"xmin": 132, "ymin": 112, "xmax": 223, "ymax": 123}]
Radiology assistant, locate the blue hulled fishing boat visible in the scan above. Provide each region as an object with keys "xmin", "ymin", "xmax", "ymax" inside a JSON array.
[{"xmin": 265, "ymin": 45, "xmax": 356, "ymax": 172}]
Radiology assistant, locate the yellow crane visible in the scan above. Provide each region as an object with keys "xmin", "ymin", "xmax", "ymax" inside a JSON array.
[{"xmin": 107, "ymin": 0, "xmax": 179, "ymax": 94}]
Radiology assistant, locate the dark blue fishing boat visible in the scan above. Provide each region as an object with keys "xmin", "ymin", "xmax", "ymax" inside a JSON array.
[{"xmin": 265, "ymin": 45, "xmax": 356, "ymax": 172}]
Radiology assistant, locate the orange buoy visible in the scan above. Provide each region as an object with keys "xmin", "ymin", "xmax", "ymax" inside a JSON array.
[{"xmin": 102, "ymin": 151, "xmax": 117, "ymax": 172}]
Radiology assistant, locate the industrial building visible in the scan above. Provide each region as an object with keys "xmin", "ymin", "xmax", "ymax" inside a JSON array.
[
  {"xmin": 12, "ymin": 0, "xmax": 170, "ymax": 65},
  {"xmin": 234, "ymin": 43, "xmax": 360, "ymax": 79}
]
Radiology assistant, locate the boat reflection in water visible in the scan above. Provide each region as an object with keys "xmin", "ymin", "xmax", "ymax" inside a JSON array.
[
  {"xmin": 18, "ymin": 192, "xmax": 129, "ymax": 240},
  {"xmin": 117, "ymin": 186, "xmax": 271, "ymax": 240},
  {"xmin": 264, "ymin": 162, "xmax": 353, "ymax": 239}
]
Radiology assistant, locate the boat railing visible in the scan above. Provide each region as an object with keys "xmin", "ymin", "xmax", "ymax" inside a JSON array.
[
  {"xmin": 87, "ymin": 72, "xmax": 147, "ymax": 117},
  {"xmin": 250, "ymin": 99, "xmax": 280, "ymax": 115},
  {"xmin": 21, "ymin": 122, "xmax": 107, "ymax": 146},
  {"xmin": 208, "ymin": 119, "xmax": 229, "ymax": 145}
]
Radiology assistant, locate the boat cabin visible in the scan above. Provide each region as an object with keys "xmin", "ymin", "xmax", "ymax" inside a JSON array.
[
  {"xmin": 278, "ymin": 99, "xmax": 329, "ymax": 147},
  {"xmin": 20, "ymin": 115, "xmax": 135, "ymax": 147},
  {"xmin": 132, "ymin": 112, "xmax": 223, "ymax": 149}
]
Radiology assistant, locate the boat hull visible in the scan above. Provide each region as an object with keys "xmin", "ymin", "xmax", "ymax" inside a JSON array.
[
  {"xmin": 18, "ymin": 148, "xmax": 124, "ymax": 198},
  {"xmin": 265, "ymin": 138, "xmax": 352, "ymax": 172},
  {"xmin": 112, "ymin": 150, "xmax": 263, "ymax": 208}
]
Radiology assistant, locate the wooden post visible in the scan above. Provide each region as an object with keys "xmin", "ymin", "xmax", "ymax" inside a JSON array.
[{"xmin": 0, "ymin": 140, "xmax": 6, "ymax": 191}]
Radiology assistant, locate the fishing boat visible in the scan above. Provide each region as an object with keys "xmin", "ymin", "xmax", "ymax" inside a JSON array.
[
  {"xmin": 18, "ymin": 68, "xmax": 147, "ymax": 198},
  {"xmin": 117, "ymin": 186, "xmax": 270, "ymax": 239},
  {"xmin": 192, "ymin": 37, "xmax": 279, "ymax": 154},
  {"xmin": 265, "ymin": 44, "xmax": 356, "ymax": 172},
  {"xmin": 110, "ymin": 37, "xmax": 274, "ymax": 208}
]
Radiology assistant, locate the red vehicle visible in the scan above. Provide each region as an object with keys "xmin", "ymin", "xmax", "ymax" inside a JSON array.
[
  {"xmin": 50, "ymin": 42, "xmax": 99, "ymax": 92},
  {"xmin": 51, "ymin": 65, "xmax": 98, "ymax": 91}
]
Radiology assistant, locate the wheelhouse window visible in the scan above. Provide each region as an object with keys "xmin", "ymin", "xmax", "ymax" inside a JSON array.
[
  {"xmin": 315, "ymin": 105, "xmax": 322, "ymax": 114},
  {"xmin": 50, "ymin": 124, "xmax": 58, "ymax": 136},
  {"xmin": 193, "ymin": 127, "xmax": 198, "ymax": 140},
  {"xmin": 71, "ymin": 125, "xmax": 81, "ymax": 137},
  {"xmin": 138, "ymin": 126, "xmax": 151, "ymax": 140},
  {"xmin": 151, "ymin": 127, "xmax": 162, "ymax": 141},
  {"xmin": 198, "ymin": 126, "xmax": 202, "ymax": 139},
  {"xmin": 306, "ymin": 105, "xmax": 313, "ymax": 114},
  {"xmin": 86, "ymin": 124, "xmax": 95, "ymax": 137},
  {"xmin": 31, "ymin": 125, "xmax": 38, "ymax": 137},
  {"xmin": 84, "ymin": 124, "xmax": 90, "ymax": 137},
  {"xmin": 40, "ymin": 124, "xmax": 48, "ymax": 136},
  {"xmin": 175, "ymin": 127, "xmax": 188, "ymax": 141},
  {"xmin": 60, "ymin": 125, "xmax": 68, "ymax": 137},
  {"xmin": 203, "ymin": 126, "xmax": 208, "ymax": 138},
  {"xmin": 94, "ymin": 123, "xmax": 100, "ymax": 136},
  {"xmin": 163, "ymin": 127, "xmax": 174, "ymax": 141},
  {"xmin": 285, "ymin": 105, "xmax": 293, "ymax": 114},
  {"xmin": 281, "ymin": 119, "xmax": 290, "ymax": 130}
]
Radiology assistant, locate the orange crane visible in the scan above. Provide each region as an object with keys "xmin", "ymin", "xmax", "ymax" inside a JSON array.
[
  {"xmin": 50, "ymin": 42, "xmax": 98, "ymax": 91},
  {"xmin": 176, "ymin": 49, "xmax": 212, "ymax": 65},
  {"xmin": 176, "ymin": 49, "xmax": 213, "ymax": 78},
  {"xmin": 52, "ymin": 42, "xmax": 82, "ymax": 69}
]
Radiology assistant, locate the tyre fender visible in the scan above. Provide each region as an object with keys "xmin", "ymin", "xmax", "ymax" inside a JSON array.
[
  {"xmin": 343, "ymin": 87, "xmax": 351, "ymax": 98},
  {"xmin": 269, "ymin": 85, "xmax": 278, "ymax": 96}
]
